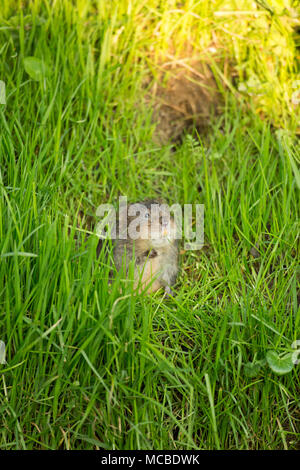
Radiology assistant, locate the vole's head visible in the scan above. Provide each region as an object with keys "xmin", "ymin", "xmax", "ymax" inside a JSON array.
[{"xmin": 119, "ymin": 199, "xmax": 177, "ymax": 249}]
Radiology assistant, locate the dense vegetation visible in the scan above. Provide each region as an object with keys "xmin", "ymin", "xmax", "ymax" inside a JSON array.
[{"xmin": 0, "ymin": 0, "xmax": 299, "ymax": 449}]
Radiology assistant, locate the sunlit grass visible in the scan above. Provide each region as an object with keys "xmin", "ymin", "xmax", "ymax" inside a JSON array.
[{"xmin": 0, "ymin": 0, "xmax": 299, "ymax": 450}]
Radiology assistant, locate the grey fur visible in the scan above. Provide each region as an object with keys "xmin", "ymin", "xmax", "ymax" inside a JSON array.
[{"xmin": 112, "ymin": 199, "xmax": 179, "ymax": 293}]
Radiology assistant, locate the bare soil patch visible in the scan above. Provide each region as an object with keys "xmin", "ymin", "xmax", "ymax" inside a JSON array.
[{"xmin": 148, "ymin": 58, "xmax": 223, "ymax": 144}]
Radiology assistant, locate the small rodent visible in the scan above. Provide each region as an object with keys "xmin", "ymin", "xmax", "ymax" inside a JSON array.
[{"xmin": 102, "ymin": 199, "xmax": 179, "ymax": 295}]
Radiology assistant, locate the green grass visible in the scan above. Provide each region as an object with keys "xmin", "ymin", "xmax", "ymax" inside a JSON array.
[{"xmin": 0, "ymin": 0, "xmax": 299, "ymax": 450}]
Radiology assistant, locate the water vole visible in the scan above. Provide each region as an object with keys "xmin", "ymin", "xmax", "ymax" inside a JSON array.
[{"xmin": 108, "ymin": 199, "xmax": 179, "ymax": 294}]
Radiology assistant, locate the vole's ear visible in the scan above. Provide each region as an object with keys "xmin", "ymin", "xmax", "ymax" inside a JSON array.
[
  {"xmin": 156, "ymin": 197, "xmax": 165, "ymax": 205},
  {"xmin": 145, "ymin": 197, "xmax": 164, "ymax": 206}
]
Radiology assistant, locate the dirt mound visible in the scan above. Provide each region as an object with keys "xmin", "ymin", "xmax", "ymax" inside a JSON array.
[{"xmin": 148, "ymin": 59, "xmax": 222, "ymax": 144}]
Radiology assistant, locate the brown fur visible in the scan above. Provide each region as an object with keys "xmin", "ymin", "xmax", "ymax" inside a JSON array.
[{"xmin": 113, "ymin": 199, "xmax": 179, "ymax": 294}]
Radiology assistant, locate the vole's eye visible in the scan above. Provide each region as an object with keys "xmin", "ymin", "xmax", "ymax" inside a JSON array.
[{"xmin": 144, "ymin": 212, "xmax": 150, "ymax": 219}]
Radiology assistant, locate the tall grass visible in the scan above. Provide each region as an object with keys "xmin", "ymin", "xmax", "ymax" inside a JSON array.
[{"xmin": 0, "ymin": 0, "xmax": 299, "ymax": 449}]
